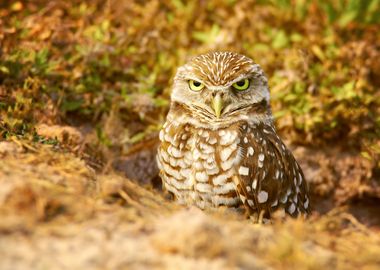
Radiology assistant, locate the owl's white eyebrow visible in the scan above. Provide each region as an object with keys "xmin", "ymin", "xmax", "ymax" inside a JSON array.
[
  {"xmin": 184, "ymin": 75, "xmax": 204, "ymax": 83},
  {"xmin": 228, "ymin": 74, "xmax": 253, "ymax": 86}
]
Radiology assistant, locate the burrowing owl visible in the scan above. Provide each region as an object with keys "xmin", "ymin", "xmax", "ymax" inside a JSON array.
[{"xmin": 157, "ymin": 51, "xmax": 310, "ymax": 219}]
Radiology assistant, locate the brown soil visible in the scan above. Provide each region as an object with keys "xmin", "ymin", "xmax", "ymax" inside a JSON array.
[{"xmin": 0, "ymin": 126, "xmax": 379, "ymax": 269}]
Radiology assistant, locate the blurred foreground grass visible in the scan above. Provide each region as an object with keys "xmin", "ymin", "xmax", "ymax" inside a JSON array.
[{"xmin": 0, "ymin": 139, "xmax": 379, "ymax": 269}]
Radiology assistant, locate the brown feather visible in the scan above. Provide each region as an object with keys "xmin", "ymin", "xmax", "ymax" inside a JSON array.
[{"xmin": 157, "ymin": 51, "xmax": 310, "ymax": 220}]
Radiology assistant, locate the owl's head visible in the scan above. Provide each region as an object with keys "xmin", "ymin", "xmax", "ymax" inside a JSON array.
[{"xmin": 171, "ymin": 51, "xmax": 272, "ymax": 127}]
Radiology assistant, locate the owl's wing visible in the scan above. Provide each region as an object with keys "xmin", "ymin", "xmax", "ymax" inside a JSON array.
[{"xmin": 234, "ymin": 123, "xmax": 310, "ymax": 218}]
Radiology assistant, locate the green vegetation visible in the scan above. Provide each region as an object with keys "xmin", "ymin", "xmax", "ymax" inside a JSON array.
[
  {"xmin": 1, "ymin": 1, "xmax": 379, "ymax": 152},
  {"xmin": 0, "ymin": 0, "xmax": 380, "ymax": 183}
]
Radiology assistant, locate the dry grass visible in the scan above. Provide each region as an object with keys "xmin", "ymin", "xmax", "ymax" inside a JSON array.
[{"xmin": 0, "ymin": 140, "xmax": 379, "ymax": 270}]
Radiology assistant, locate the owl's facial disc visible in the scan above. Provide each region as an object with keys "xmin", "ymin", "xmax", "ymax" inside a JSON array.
[
  {"xmin": 171, "ymin": 74, "xmax": 267, "ymax": 121},
  {"xmin": 171, "ymin": 52, "xmax": 271, "ymax": 123},
  {"xmin": 189, "ymin": 82, "xmax": 251, "ymax": 119}
]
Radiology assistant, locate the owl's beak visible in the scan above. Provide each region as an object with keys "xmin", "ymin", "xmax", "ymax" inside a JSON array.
[{"xmin": 211, "ymin": 93, "xmax": 223, "ymax": 118}]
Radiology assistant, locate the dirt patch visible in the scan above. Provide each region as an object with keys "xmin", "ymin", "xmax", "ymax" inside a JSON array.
[
  {"xmin": 0, "ymin": 140, "xmax": 379, "ymax": 269},
  {"xmin": 290, "ymin": 145, "xmax": 380, "ymax": 225}
]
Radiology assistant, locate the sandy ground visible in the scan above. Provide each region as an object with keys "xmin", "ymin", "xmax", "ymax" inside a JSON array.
[{"xmin": 0, "ymin": 137, "xmax": 380, "ymax": 270}]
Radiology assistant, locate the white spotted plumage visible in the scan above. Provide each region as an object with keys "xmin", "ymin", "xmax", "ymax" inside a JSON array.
[
  {"xmin": 238, "ymin": 166, "xmax": 250, "ymax": 176},
  {"xmin": 157, "ymin": 51, "xmax": 310, "ymax": 220},
  {"xmin": 258, "ymin": 191, "xmax": 268, "ymax": 203}
]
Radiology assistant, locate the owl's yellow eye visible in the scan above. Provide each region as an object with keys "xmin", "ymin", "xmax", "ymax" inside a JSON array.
[
  {"xmin": 232, "ymin": 79, "xmax": 250, "ymax": 91},
  {"xmin": 188, "ymin": 80, "xmax": 205, "ymax": 91}
]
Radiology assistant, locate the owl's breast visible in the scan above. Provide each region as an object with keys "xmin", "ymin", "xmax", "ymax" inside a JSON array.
[{"xmin": 157, "ymin": 120, "xmax": 243, "ymax": 209}]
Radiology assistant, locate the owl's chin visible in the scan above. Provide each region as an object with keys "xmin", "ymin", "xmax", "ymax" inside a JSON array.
[
  {"xmin": 187, "ymin": 111, "xmax": 251, "ymax": 130},
  {"xmin": 169, "ymin": 101, "xmax": 273, "ymax": 130}
]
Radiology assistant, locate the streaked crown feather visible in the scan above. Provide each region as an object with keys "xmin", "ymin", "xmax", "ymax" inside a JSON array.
[{"xmin": 178, "ymin": 51, "xmax": 258, "ymax": 86}]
